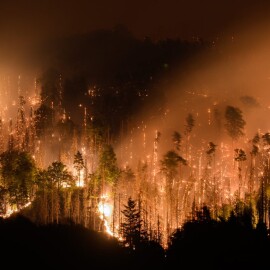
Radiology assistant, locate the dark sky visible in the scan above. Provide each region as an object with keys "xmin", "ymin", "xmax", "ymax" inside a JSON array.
[{"xmin": 0, "ymin": 0, "xmax": 270, "ymax": 45}]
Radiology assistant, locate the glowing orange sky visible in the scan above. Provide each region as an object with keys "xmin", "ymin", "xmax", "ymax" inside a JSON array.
[{"xmin": 0, "ymin": 0, "xmax": 269, "ymax": 44}]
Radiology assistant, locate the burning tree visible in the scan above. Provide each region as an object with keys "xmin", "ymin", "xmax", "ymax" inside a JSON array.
[
  {"xmin": 46, "ymin": 161, "xmax": 73, "ymax": 223},
  {"xmin": 0, "ymin": 68, "xmax": 270, "ymax": 248},
  {"xmin": 184, "ymin": 113, "xmax": 195, "ymax": 161},
  {"xmin": 234, "ymin": 148, "xmax": 247, "ymax": 199},
  {"xmin": 161, "ymin": 150, "xmax": 187, "ymax": 236},
  {"xmin": 201, "ymin": 142, "xmax": 217, "ymax": 214},
  {"xmin": 249, "ymin": 133, "xmax": 260, "ymax": 194},
  {"xmin": 94, "ymin": 144, "xmax": 120, "ymax": 233},
  {"xmin": 73, "ymin": 151, "xmax": 85, "ymax": 187}
]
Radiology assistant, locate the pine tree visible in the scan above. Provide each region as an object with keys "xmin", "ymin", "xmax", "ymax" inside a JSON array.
[
  {"xmin": 234, "ymin": 148, "xmax": 247, "ymax": 199},
  {"xmin": 47, "ymin": 161, "xmax": 72, "ymax": 223},
  {"xmin": 184, "ymin": 113, "xmax": 195, "ymax": 164},
  {"xmin": 225, "ymin": 106, "xmax": 246, "ymax": 142},
  {"xmin": 73, "ymin": 151, "xmax": 85, "ymax": 186},
  {"xmin": 99, "ymin": 144, "xmax": 119, "ymax": 186},
  {"xmin": 0, "ymin": 150, "xmax": 37, "ymax": 210},
  {"xmin": 121, "ymin": 197, "xmax": 145, "ymax": 249}
]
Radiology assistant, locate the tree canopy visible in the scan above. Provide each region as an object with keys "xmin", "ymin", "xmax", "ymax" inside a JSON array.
[{"xmin": 225, "ymin": 106, "xmax": 246, "ymax": 141}]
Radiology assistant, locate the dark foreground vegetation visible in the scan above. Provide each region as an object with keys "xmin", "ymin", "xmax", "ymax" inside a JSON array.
[
  {"xmin": 0, "ymin": 210, "xmax": 269, "ymax": 270},
  {"xmin": 0, "ymin": 214, "xmax": 164, "ymax": 270},
  {"xmin": 167, "ymin": 207, "xmax": 270, "ymax": 270}
]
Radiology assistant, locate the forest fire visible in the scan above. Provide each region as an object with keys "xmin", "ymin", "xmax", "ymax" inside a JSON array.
[
  {"xmin": 0, "ymin": 1, "xmax": 270, "ymax": 268},
  {"xmin": 98, "ymin": 199, "xmax": 112, "ymax": 218},
  {"xmin": 0, "ymin": 25, "xmax": 270, "ymax": 246},
  {"xmin": 0, "ymin": 70, "xmax": 269, "ymax": 244},
  {"xmin": 1, "ymin": 201, "xmax": 32, "ymax": 219},
  {"xmin": 98, "ymin": 194, "xmax": 114, "ymax": 236}
]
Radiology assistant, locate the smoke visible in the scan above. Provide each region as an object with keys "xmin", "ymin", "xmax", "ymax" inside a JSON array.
[{"xmin": 116, "ymin": 16, "xmax": 270, "ymax": 168}]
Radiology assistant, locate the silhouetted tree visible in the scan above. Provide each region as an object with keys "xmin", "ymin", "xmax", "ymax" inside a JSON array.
[
  {"xmin": 225, "ymin": 106, "xmax": 246, "ymax": 142},
  {"xmin": 184, "ymin": 113, "xmax": 195, "ymax": 136},
  {"xmin": 184, "ymin": 113, "xmax": 195, "ymax": 163},
  {"xmin": 73, "ymin": 151, "xmax": 85, "ymax": 186},
  {"xmin": 121, "ymin": 197, "xmax": 145, "ymax": 250},
  {"xmin": 234, "ymin": 148, "xmax": 247, "ymax": 198},
  {"xmin": 167, "ymin": 204, "xmax": 269, "ymax": 270},
  {"xmin": 249, "ymin": 133, "xmax": 260, "ymax": 194}
]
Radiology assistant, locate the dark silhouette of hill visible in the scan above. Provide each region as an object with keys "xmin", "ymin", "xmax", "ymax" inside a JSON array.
[
  {"xmin": 0, "ymin": 210, "xmax": 269, "ymax": 270},
  {"xmin": 0, "ymin": 214, "xmax": 165, "ymax": 270},
  {"xmin": 166, "ymin": 208, "xmax": 270, "ymax": 270},
  {"xmin": 0, "ymin": 215, "xmax": 130, "ymax": 269},
  {"xmin": 38, "ymin": 26, "xmax": 206, "ymax": 82},
  {"xmin": 34, "ymin": 27, "xmax": 207, "ymax": 136}
]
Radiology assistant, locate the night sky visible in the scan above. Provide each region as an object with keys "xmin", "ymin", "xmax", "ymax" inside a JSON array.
[{"xmin": 0, "ymin": 0, "xmax": 270, "ymax": 45}]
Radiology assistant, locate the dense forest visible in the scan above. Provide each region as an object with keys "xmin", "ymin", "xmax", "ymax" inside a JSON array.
[{"xmin": 0, "ymin": 28, "xmax": 269, "ymax": 268}]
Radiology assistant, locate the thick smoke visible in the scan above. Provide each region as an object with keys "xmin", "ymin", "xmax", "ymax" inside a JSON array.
[{"xmin": 116, "ymin": 17, "xmax": 270, "ymax": 169}]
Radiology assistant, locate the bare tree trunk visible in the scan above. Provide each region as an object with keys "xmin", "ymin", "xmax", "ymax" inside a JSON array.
[
  {"xmin": 118, "ymin": 194, "xmax": 121, "ymax": 237},
  {"xmin": 112, "ymin": 191, "xmax": 116, "ymax": 236}
]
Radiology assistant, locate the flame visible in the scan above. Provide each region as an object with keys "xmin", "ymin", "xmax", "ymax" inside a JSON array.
[
  {"xmin": 1, "ymin": 201, "xmax": 32, "ymax": 219},
  {"xmin": 101, "ymin": 217, "xmax": 114, "ymax": 236},
  {"xmin": 98, "ymin": 202, "xmax": 112, "ymax": 217},
  {"xmin": 76, "ymin": 178, "xmax": 84, "ymax": 187},
  {"xmin": 71, "ymin": 169, "xmax": 85, "ymax": 187},
  {"xmin": 98, "ymin": 194, "xmax": 114, "ymax": 236}
]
